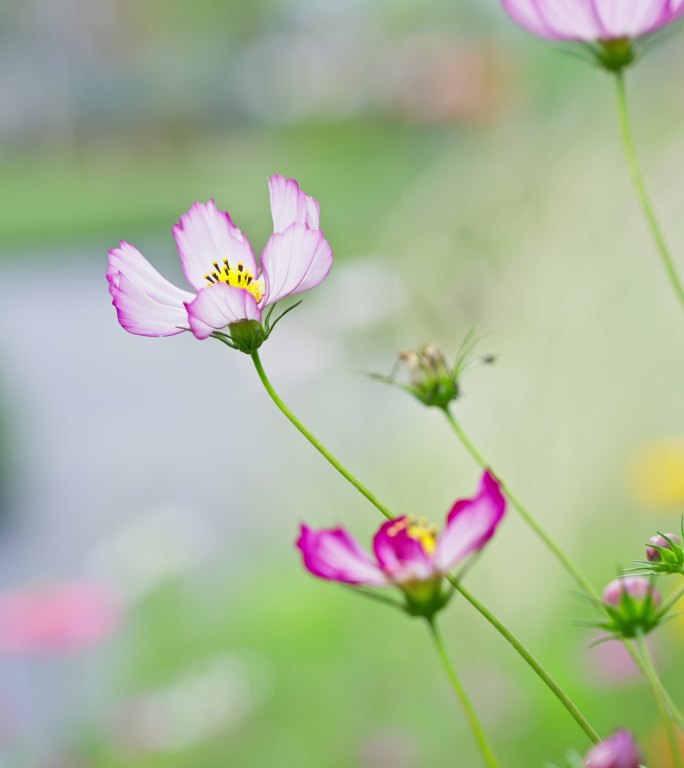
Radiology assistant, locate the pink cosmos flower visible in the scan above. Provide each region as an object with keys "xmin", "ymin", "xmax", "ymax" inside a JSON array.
[
  {"xmin": 0, "ymin": 582, "xmax": 121, "ymax": 654},
  {"xmin": 501, "ymin": 0, "xmax": 684, "ymax": 42},
  {"xmin": 297, "ymin": 471, "xmax": 506, "ymax": 614},
  {"xmin": 584, "ymin": 729, "xmax": 641, "ymax": 768},
  {"xmin": 107, "ymin": 176, "xmax": 332, "ymax": 343}
]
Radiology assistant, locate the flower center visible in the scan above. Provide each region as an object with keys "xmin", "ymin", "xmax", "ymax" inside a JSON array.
[
  {"xmin": 205, "ymin": 259, "xmax": 264, "ymax": 303},
  {"xmin": 387, "ymin": 516, "xmax": 438, "ymax": 555}
]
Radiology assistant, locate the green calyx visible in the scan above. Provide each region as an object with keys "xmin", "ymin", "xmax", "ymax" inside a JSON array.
[
  {"xmin": 401, "ymin": 578, "xmax": 452, "ymax": 619},
  {"xmin": 209, "ymin": 300, "xmax": 303, "ymax": 354},
  {"xmin": 596, "ymin": 38, "xmax": 635, "ymax": 71}
]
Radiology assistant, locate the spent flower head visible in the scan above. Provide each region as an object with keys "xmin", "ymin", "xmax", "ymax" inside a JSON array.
[
  {"xmin": 297, "ymin": 471, "xmax": 506, "ymax": 618},
  {"xmin": 107, "ymin": 175, "xmax": 332, "ymax": 353},
  {"xmin": 501, "ymin": 0, "xmax": 684, "ymax": 70},
  {"xmin": 368, "ymin": 332, "xmax": 494, "ymax": 412}
]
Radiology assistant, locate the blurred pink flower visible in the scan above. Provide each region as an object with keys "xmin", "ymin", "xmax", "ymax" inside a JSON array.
[
  {"xmin": 107, "ymin": 176, "xmax": 332, "ymax": 340},
  {"xmin": 501, "ymin": 0, "xmax": 684, "ymax": 42},
  {"xmin": 297, "ymin": 471, "xmax": 505, "ymax": 612},
  {"xmin": 584, "ymin": 729, "xmax": 641, "ymax": 768},
  {"xmin": 0, "ymin": 582, "xmax": 121, "ymax": 654}
]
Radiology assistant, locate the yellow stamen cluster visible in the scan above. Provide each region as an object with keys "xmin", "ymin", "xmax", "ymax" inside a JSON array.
[
  {"xmin": 205, "ymin": 259, "xmax": 264, "ymax": 303},
  {"xmin": 388, "ymin": 516, "xmax": 438, "ymax": 555}
]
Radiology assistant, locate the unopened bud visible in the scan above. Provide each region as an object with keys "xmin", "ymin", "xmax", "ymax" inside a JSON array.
[
  {"xmin": 602, "ymin": 576, "xmax": 660, "ymax": 608},
  {"xmin": 646, "ymin": 533, "xmax": 681, "ymax": 562}
]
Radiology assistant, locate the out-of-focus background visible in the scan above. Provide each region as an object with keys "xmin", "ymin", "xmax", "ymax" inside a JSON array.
[{"xmin": 1, "ymin": 0, "xmax": 683, "ymax": 765}]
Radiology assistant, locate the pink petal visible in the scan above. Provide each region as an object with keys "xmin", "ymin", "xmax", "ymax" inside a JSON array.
[
  {"xmin": 0, "ymin": 583, "xmax": 121, "ymax": 654},
  {"xmin": 373, "ymin": 518, "xmax": 436, "ymax": 583},
  {"xmin": 434, "ymin": 470, "xmax": 506, "ymax": 573},
  {"xmin": 296, "ymin": 525, "xmax": 388, "ymax": 587},
  {"xmin": 107, "ymin": 242, "xmax": 194, "ymax": 337},
  {"xmin": 261, "ymin": 224, "xmax": 332, "ymax": 305},
  {"xmin": 184, "ymin": 283, "xmax": 262, "ymax": 340},
  {"xmin": 173, "ymin": 201, "xmax": 257, "ymax": 292},
  {"xmin": 501, "ymin": 0, "xmax": 684, "ymax": 40},
  {"xmin": 268, "ymin": 175, "xmax": 321, "ymax": 233},
  {"xmin": 585, "ymin": 729, "xmax": 641, "ymax": 768}
]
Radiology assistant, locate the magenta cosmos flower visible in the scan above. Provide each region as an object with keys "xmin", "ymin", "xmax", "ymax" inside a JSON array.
[
  {"xmin": 501, "ymin": 0, "xmax": 684, "ymax": 68},
  {"xmin": 0, "ymin": 582, "xmax": 121, "ymax": 654},
  {"xmin": 297, "ymin": 471, "xmax": 506, "ymax": 616},
  {"xmin": 107, "ymin": 176, "xmax": 332, "ymax": 351},
  {"xmin": 584, "ymin": 729, "xmax": 641, "ymax": 768}
]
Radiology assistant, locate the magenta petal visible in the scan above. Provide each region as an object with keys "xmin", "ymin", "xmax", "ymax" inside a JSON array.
[
  {"xmin": 261, "ymin": 224, "xmax": 332, "ymax": 305},
  {"xmin": 107, "ymin": 242, "xmax": 194, "ymax": 337},
  {"xmin": 184, "ymin": 284, "xmax": 262, "ymax": 340},
  {"xmin": 268, "ymin": 175, "xmax": 320, "ymax": 233},
  {"xmin": 173, "ymin": 201, "xmax": 257, "ymax": 291},
  {"xmin": 296, "ymin": 525, "xmax": 388, "ymax": 586},
  {"xmin": 372, "ymin": 518, "xmax": 436, "ymax": 583},
  {"xmin": 434, "ymin": 470, "xmax": 506, "ymax": 573}
]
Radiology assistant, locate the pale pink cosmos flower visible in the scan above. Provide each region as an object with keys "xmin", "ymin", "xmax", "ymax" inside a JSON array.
[
  {"xmin": 107, "ymin": 176, "xmax": 332, "ymax": 341},
  {"xmin": 584, "ymin": 729, "xmax": 641, "ymax": 768},
  {"xmin": 0, "ymin": 582, "xmax": 121, "ymax": 654},
  {"xmin": 297, "ymin": 471, "xmax": 505, "ymax": 612},
  {"xmin": 501, "ymin": 0, "xmax": 684, "ymax": 42}
]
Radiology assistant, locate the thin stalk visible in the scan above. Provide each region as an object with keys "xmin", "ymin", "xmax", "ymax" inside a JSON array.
[
  {"xmin": 448, "ymin": 577, "xmax": 599, "ymax": 744},
  {"xmin": 251, "ymin": 352, "xmax": 599, "ymax": 744},
  {"xmin": 443, "ymin": 408, "xmax": 599, "ymax": 600},
  {"xmin": 634, "ymin": 630, "xmax": 682, "ymax": 768},
  {"xmin": 443, "ymin": 407, "xmax": 684, "ymax": 732},
  {"xmin": 427, "ymin": 618, "xmax": 502, "ymax": 768},
  {"xmin": 613, "ymin": 70, "xmax": 684, "ymax": 311},
  {"xmin": 251, "ymin": 350, "xmax": 392, "ymax": 521}
]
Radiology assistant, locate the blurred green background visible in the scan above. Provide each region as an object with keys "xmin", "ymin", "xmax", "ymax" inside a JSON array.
[{"xmin": 0, "ymin": 0, "xmax": 683, "ymax": 766}]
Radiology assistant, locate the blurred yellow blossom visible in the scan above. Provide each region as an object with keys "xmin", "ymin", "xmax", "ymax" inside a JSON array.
[{"xmin": 629, "ymin": 439, "xmax": 684, "ymax": 509}]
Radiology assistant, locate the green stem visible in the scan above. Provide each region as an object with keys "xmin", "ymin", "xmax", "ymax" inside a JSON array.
[
  {"xmin": 251, "ymin": 350, "xmax": 392, "ymax": 521},
  {"xmin": 448, "ymin": 577, "xmax": 599, "ymax": 744},
  {"xmin": 443, "ymin": 408, "xmax": 684, "ymax": 736},
  {"xmin": 634, "ymin": 630, "xmax": 682, "ymax": 768},
  {"xmin": 614, "ymin": 70, "xmax": 684, "ymax": 311},
  {"xmin": 443, "ymin": 408, "xmax": 599, "ymax": 600},
  {"xmin": 251, "ymin": 351, "xmax": 599, "ymax": 744},
  {"xmin": 427, "ymin": 618, "xmax": 502, "ymax": 768}
]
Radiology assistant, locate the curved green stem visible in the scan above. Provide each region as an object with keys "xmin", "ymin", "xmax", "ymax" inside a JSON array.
[
  {"xmin": 448, "ymin": 577, "xmax": 599, "ymax": 744},
  {"xmin": 634, "ymin": 630, "xmax": 682, "ymax": 768},
  {"xmin": 443, "ymin": 407, "xmax": 684, "ymax": 736},
  {"xmin": 251, "ymin": 350, "xmax": 392, "ymax": 521},
  {"xmin": 614, "ymin": 71, "xmax": 684, "ymax": 311},
  {"xmin": 443, "ymin": 408, "xmax": 599, "ymax": 600},
  {"xmin": 427, "ymin": 618, "xmax": 502, "ymax": 767},
  {"xmin": 251, "ymin": 352, "xmax": 599, "ymax": 744}
]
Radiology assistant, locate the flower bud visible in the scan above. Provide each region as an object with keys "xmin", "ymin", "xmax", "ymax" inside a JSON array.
[
  {"xmin": 584, "ymin": 729, "xmax": 640, "ymax": 768},
  {"xmin": 599, "ymin": 576, "xmax": 664, "ymax": 639},
  {"xmin": 602, "ymin": 576, "xmax": 661, "ymax": 608},
  {"xmin": 646, "ymin": 533, "xmax": 681, "ymax": 562}
]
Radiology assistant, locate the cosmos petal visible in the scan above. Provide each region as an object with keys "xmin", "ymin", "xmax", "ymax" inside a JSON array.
[
  {"xmin": 184, "ymin": 283, "xmax": 262, "ymax": 340},
  {"xmin": 261, "ymin": 224, "xmax": 332, "ymax": 305},
  {"xmin": 173, "ymin": 201, "xmax": 257, "ymax": 291},
  {"xmin": 434, "ymin": 470, "xmax": 506, "ymax": 573},
  {"xmin": 268, "ymin": 175, "xmax": 321, "ymax": 233},
  {"xmin": 296, "ymin": 525, "xmax": 389, "ymax": 587}
]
